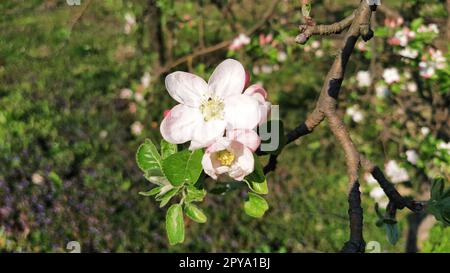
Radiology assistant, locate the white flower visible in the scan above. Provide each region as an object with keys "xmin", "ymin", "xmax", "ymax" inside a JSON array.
[
  {"xmin": 385, "ymin": 160, "xmax": 409, "ymax": 183},
  {"xmin": 346, "ymin": 105, "xmax": 364, "ymax": 123},
  {"xmin": 364, "ymin": 173, "xmax": 378, "ymax": 185},
  {"xmin": 356, "ymin": 41, "xmax": 366, "ymax": 51},
  {"xmin": 141, "ymin": 72, "xmax": 151, "ymax": 88},
  {"xmin": 261, "ymin": 64, "xmax": 273, "ymax": 74},
  {"xmin": 383, "ymin": 68, "xmax": 400, "ymax": 84},
  {"xmin": 31, "ymin": 172, "xmax": 44, "ymax": 185},
  {"xmin": 420, "ymin": 127, "xmax": 430, "ymax": 136},
  {"xmin": 406, "ymin": 150, "xmax": 418, "ymax": 165},
  {"xmin": 229, "ymin": 33, "xmax": 251, "ymax": 50},
  {"xmin": 277, "ymin": 51, "xmax": 287, "ymax": 62},
  {"xmin": 370, "ymin": 187, "xmax": 386, "ymax": 200},
  {"xmin": 131, "ymin": 121, "xmax": 143, "ymax": 136},
  {"xmin": 99, "ymin": 130, "xmax": 108, "ymax": 139},
  {"xmin": 437, "ymin": 142, "xmax": 450, "ymax": 151},
  {"xmin": 398, "ymin": 47, "xmax": 418, "ymax": 59},
  {"xmin": 356, "ymin": 71, "xmax": 372, "ymax": 88},
  {"xmin": 418, "ymin": 24, "xmax": 439, "ymax": 34},
  {"xmin": 201, "ymin": 129, "xmax": 260, "ymax": 181},
  {"xmin": 124, "ymin": 13, "xmax": 136, "ymax": 34},
  {"xmin": 375, "ymin": 83, "xmax": 389, "ymax": 98},
  {"xmin": 311, "ymin": 40, "xmax": 320, "ymax": 49},
  {"xmin": 406, "ymin": 82, "xmax": 417, "ymax": 93},
  {"xmin": 315, "ymin": 49, "xmax": 324, "ymax": 58},
  {"xmin": 119, "ymin": 88, "xmax": 133, "ymax": 99},
  {"xmin": 134, "ymin": 93, "xmax": 144, "ymax": 102},
  {"xmin": 160, "ymin": 59, "xmax": 265, "ymax": 149}
]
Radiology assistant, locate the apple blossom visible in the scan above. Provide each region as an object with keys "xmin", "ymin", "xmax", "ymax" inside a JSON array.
[
  {"xmin": 160, "ymin": 59, "xmax": 265, "ymax": 149},
  {"xmin": 229, "ymin": 33, "xmax": 251, "ymax": 50},
  {"xmin": 382, "ymin": 68, "xmax": 400, "ymax": 84},
  {"xmin": 131, "ymin": 121, "xmax": 144, "ymax": 136},
  {"xmin": 124, "ymin": 12, "xmax": 136, "ymax": 34},
  {"xmin": 405, "ymin": 150, "xmax": 418, "ymax": 165},
  {"xmin": 375, "ymin": 83, "xmax": 389, "ymax": 98},
  {"xmin": 364, "ymin": 173, "xmax": 377, "ymax": 185},
  {"xmin": 398, "ymin": 47, "xmax": 418, "ymax": 59},
  {"xmin": 201, "ymin": 129, "xmax": 260, "ymax": 181},
  {"xmin": 385, "ymin": 160, "xmax": 409, "ymax": 183},
  {"xmin": 356, "ymin": 70, "xmax": 372, "ymax": 88},
  {"xmin": 346, "ymin": 105, "xmax": 364, "ymax": 123}
]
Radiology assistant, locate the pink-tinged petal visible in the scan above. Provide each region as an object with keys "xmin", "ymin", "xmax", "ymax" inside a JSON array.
[
  {"xmin": 160, "ymin": 104, "xmax": 202, "ymax": 144},
  {"xmin": 208, "ymin": 59, "xmax": 246, "ymax": 99},
  {"xmin": 189, "ymin": 119, "xmax": 227, "ymax": 150},
  {"xmin": 227, "ymin": 129, "xmax": 261, "ymax": 152},
  {"xmin": 243, "ymin": 84, "xmax": 267, "ymax": 102},
  {"xmin": 244, "ymin": 70, "xmax": 251, "ymax": 88},
  {"xmin": 165, "ymin": 72, "xmax": 208, "ymax": 107},
  {"xmin": 228, "ymin": 146, "xmax": 254, "ymax": 181},
  {"xmin": 223, "ymin": 94, "xmax": 260, "ymax": 130},
  {"xmin": 201, "ymin": 153, "xmax": 218, "ymax": 180}
]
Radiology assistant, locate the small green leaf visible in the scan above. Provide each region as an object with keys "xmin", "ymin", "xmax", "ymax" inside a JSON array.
[
  {"xmin": 245, "ymin": 156, "xmax": 268, "ymax": 195},
  {"xmin": 136, "ymin": 139, "xmax": 162, "ymax": 172},
  {"xmin": 161, "ymin": 139, "xmax": 177, "ymax": 159},
  {"xmin": 244, "ymin": 192, "xmax": 269, "ymax": 218},
  {"xmin": 162, "ymin": 149, "xmax": 204, "ymax": 186},
  {"xmin": 166, "ymin": 204, "xmax": 185, "ymax": 245},
  {"xmin": 139, "ymin": 187, "xmax": 161, "ymax": 196},
  {"xmin": 157, "ymin": 188, "xmax": 179, "ymax": 208},
  {"xmin": 385, "ymin": 223, "xmax": 400, "ymax": 245},
  {"xmin": 185, "ymin": 185, "xmax": 206, "ymax": 203},
  {"xmin": 185, "ymin": 204, "xmax": 207, "ymax": 223}
]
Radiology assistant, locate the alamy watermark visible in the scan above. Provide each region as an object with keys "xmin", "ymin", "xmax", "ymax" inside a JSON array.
[
  {"xmin": 66, "ymin": 0, "xmax": 81, "ymax": 6},
  {"xmin": 366, "ymin": 0, "xmax": 381, "ymax": 5}
]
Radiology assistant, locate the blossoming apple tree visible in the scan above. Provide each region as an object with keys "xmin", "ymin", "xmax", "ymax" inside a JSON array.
[{"xmin": 135, "ymin": 0, "xmax": 449, "ymax": 252}]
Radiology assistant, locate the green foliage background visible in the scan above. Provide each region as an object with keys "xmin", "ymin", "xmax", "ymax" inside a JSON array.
[{"xmin": 0, "ymin": 0, "xmax": 449, "ymax": 252}]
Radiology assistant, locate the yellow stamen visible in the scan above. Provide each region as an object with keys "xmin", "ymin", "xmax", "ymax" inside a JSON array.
[
  {"xmin": 216, "ymin": 150, "xmax": 235, "ymax": 166},
  {"xmin": 199, "ymin": 96, "xmax": 224, "ymax": 122}
]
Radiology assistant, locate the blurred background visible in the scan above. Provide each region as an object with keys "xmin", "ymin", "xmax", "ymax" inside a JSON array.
[{"xmin": 0, "ymin": 0, "xmax": 449, "ymax": 252}]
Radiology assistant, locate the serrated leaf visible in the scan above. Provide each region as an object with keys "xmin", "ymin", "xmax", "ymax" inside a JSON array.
[
  {"xmin": 185, "ymin": 204, "xmax": 207, "ymax": 223},
  {"xmin": 185, "ymin": 185, "xmax": 206, "ymax": 203},
  {"xmin": 138, "ymin": 187, "xmax": 161, "ymax": 196},
  {"xmin": 136, "ymin": 139, "xmax": 162, "ymax": 172},
  {"xmin": 162, "ymin": 149, "xmax": 204, "ymax": 186},
  {"xmin": 166, "ymin": 204, "xmax": 185, "ymax": 245},
  {"xmin": 244, "ymin": 192, "xmax": 269, "ymax": 218},
  {"xmin": 161, "ymin": 139, "xmax": 177, "ymax": 159},
  {"xmin": 385, "ymin": 223, "xmax": 399, "ymax": 245},
  {"xmin": 245, "ymin": 156, "xmax": 268, "ymax": 195}
]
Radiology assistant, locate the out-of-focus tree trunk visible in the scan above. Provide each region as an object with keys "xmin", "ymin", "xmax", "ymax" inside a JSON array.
[{"xmin": 148, "ymin": 0, "xmax": 166, "ymax": 67}]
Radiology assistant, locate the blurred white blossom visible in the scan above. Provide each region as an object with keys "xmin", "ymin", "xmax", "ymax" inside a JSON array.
[
  {"xmin": 364, "ymin": 173, "xmax": 378, "ymax": 185},
  {"xmin": 420, "ymin": 127, "xmax": 430, "ymax": 136},
  {"xmin": 398, "ymin": 47, "xmax": 418, "ymax": 59},
  {"xmin": 124, "ymin": 13, "xmax": 136, "ymax": 34},
  {"xmin": 229, "ymin": 33, "xmax": 251, "ymax": 50},
  {"xmin": 356, "ymin": 70, "xmax": 372, "ymax": 88},
  {"xmin": 346, "ymin": 105, "xmax": 364, "ymax": 123},
  {"xmin": 385, "ymin": 160, "xmax": 409, "ymax": 183},
  {"xmin": 131, "ymin": 121, "xmax": 143, "ymax": 136},
  {"xmin": 32, "ymin": 172, "xmax": 44, "ymax": 185},
  {"xmin": 406, "ymin": 82, "xmax": 418, "ymax": 93},
  {"xmin": 119, "ymin": 88, "xmax": 133, "ymax": 99},
  {"xmin": 382, "ymin": 68, "xmax": 400, "ymax": 84},
  {"xmin": 375, "ymin": 83, "xmax": 388, "ymax": 98},
  {"xmin": 277, "ymin": 51, "xmax": 287, "ymax": 62},
  {"xmin": 405, "ymin": 150, "xmax": 418, "ymax": 165},
  {"xmin": 141, "ymin": 72, "xmax": 151, "ymax": 88}
]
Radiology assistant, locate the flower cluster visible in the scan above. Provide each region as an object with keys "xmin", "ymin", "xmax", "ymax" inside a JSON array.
[{"xmin": 160, "ymin": 59, "xmax": 271, "ymax": 181}]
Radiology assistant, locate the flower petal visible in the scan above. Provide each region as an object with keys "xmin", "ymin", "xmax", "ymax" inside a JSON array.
[
  {"xmin": 201, "ymin": 152, "xmax": 218, "ymax": 180},
  {"xmin": 208, "ymin": 59, "xmax": 246, "ymax": 98},
  {"xmin": 160, "ymin": 104, "xmax": 202, "ymax": 144},
  {"xmin": 243, "ymin": 84, "xmax": 267, "ymax": 102},
  {"xmin": 229, "ymin": 145, "xmax": 254, "ymax": 181},
  {"xmin": 165, "ymin": 72, "xmax": 208, "ymax": 107},
  {"xmin": 223, "ymin": 94, "xmax": 261, "ymax": 130},
  {"xmin": 189, "ymin": 119, "xmax": 227, "ymax": 150},
  {"xmin": 226, "ymin": 129, "xmax": 261, "ymax": 152}
]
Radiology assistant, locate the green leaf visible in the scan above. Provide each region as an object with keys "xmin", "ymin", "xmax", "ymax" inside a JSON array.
[
  {"xmin": 258, "ymin": 120, "xmax": 286, "ymax": 155},
  {"xmin": 411, "ymin": 18, "xmax": 424, "ymax": 31},
  {"xmin": 157, "ymin": 188, "xmax": 179, "ymax": 208},
  {"xmin": 431, "ymin": 178, "xmax": 445, "ymax": 200},
  {"xmin": 245, "ymin": 156, "xmax": 268, "ymax": 195},
  {"xmin": 161, "ymin": 139, "xmax": 177, "ymax": 159},
  {"xmin": 136, "ymin": 139, "xmax": 162, "ymax": 172},
  {"xmin": 166, "ymin": 204, "xmax": 185, "ymax": 245},
  {"xmin": 138, "ymin": 187, "xmax": 161, "ymax": 196},
  {"xmin": 185, "ymin": 204, "xmax": 207, "ymax": 223},
  {"xmin": 185, "ymin": 185, "xmax": 206, "ymax": 203},
  {"xmin": 385, "ymin": 223, "xmax": 400, "ymax": 245},
  {"xmin": 244, "ymin": 192, "xmax": 269, "ymax": 218},
  {"xmin": 162, "ymin": 149, "xmax": 204, "ymax": 186}
]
